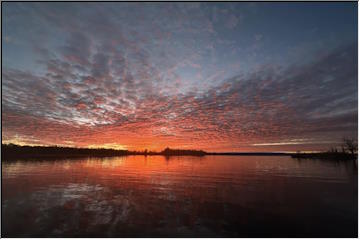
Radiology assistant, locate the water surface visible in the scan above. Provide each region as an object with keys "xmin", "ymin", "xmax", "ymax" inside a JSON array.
[{"xmin": 2, "ymin": 155, "xmax": 357, "ymax": 237}]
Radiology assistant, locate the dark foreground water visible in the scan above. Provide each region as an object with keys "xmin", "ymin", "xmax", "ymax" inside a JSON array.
[{"xmin": 2, "ymin": 155, "xmax": 357, "ymax": 237}]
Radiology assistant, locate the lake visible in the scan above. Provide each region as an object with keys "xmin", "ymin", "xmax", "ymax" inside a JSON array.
[{"xmin": 2, "ymin": 155, "xmax": 357, "ymax": 237}]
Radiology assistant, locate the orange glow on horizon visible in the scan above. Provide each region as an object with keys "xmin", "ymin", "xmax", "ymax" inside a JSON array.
[{"xmin": 1, "ymin": 137, "xmax": 327, "ymax": 153}]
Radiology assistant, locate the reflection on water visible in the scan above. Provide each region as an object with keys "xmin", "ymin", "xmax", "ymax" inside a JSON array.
[{"xmin": 2, "ymin": 155, "xmax": 357, "ymax": 237}]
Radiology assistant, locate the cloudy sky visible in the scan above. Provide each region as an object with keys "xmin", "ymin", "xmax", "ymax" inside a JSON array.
[{"xmin": 2, "ymin": 2, "xmax": 357, "ymax": 152}]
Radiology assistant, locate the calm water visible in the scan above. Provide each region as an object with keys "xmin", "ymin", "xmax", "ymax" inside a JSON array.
[{"xmin": 2, "ymin": 155, "xmax": 357, "ymax": 237}]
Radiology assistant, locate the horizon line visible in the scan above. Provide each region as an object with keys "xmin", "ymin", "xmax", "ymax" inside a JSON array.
[{"xmin": 2, "ymin": 143, "xmax": 322, "ymax": 154}]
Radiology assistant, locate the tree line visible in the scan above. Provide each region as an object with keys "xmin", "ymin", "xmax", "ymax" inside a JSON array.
[{"xmin": 2, "ymin": 144, "xmax": 207, "ymax": 160}]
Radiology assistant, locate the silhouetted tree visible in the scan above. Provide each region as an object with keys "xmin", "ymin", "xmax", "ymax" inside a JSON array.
[
  {"xmin": 329, "ymin": 147, "xmax": 338, "ymax": 153},
  {"xmin": 343, "ymin": 138, "xmax": 357, "ymax": 156},
  {"xmin": 291, "ymin": 138, "xmax": 358, "ymax": 161},
  {"xmin": 161, "ymin": 147, "xmax": 206, "ymax": 156},
  {"xmin": 2, "ymin": 144, "xmax": 207, "ymax": 161}
]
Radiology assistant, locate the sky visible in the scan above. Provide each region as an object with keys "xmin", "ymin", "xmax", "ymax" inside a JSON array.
[{"xmin": 2, "ymin": 2, "xmax": 358, "ymax": 152}]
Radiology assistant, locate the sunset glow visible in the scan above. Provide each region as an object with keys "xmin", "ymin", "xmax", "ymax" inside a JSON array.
[{"xmin": 2, "ymin": 2, "xmax": 357, "ymax": 152}]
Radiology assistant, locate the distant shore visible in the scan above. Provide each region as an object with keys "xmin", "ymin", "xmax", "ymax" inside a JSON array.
[
  {"xmin": 2, "ymin": 144, "xmax": 356, "ymax": 161},
  {"xmin": 2, "ymin": 144, "xmax": 291, "ymax": 161},
  {"xmin": 290, "ymin": 152, "xmax": 357, "ymax": 161},
  {"xmin": 2, "ymin": 144, "xmax": 208, "ymax": 160}
]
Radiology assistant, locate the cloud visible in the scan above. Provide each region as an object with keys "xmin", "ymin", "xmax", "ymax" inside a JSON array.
[
  {"xmin": 2, "ymin": 3, "xmax": 357, "ymax": 152},
  {"xmin": 3, "ymin": 41, "xmax": 357, "ymax": 151}
]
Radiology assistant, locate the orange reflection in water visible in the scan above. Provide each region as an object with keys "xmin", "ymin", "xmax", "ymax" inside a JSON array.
[{"xmin": 2, "ymin": 155, "xmax": 357, "ymax": 237}]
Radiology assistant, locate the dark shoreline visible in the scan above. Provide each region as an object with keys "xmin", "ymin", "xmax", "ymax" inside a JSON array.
[
  {"xmin": 2, "ymin": 144, "xmax": 357, "ymax": 161},
  {"xmin": 290, "ymin": 152, "xmax": 357, "ymax": 161},
  {"xmin": 2, "ymin": 144, "xmax": 291, "ymax": 161},
  {"xmin": 208, "ymin": 152, "xmax": 290, "ymax": 156}
]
